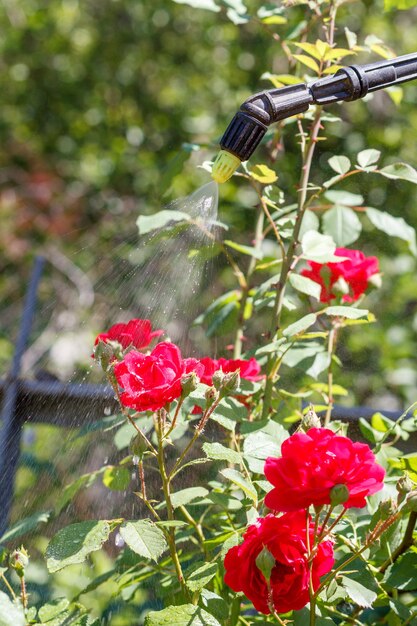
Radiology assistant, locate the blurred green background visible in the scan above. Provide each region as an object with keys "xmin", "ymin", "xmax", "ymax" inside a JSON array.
[{"xmin": 1, "ymin": 0, "xmax": 417, "ymax": 621}]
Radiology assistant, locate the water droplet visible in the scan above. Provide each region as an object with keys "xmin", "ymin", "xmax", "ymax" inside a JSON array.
[
  {"xmin": 104, "ymin": 406, "xmax": 111, "ymax": 416},
  {"xmin": 115, "ymin": 533, "xmax": 125, "ymax": 548},
  {"xmin": 132, "ymin": 455, "xmax": 140, "ymax": 466}
]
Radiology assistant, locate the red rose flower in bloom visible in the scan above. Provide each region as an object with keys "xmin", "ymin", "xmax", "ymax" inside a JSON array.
[
  {"xmin": 224, "ymin": 512, "xmax": 334, "ymax": 615},
  {"xmin": 95, "ymin": 319, "xmax": 163, "ymax": 351},
  {"xmin": 217, "ymin": 357, "xmax": 263, "ymax": 381},
  {"xmin": 197, "ymin": 356, "xmax": 262, "ymax": 385},
  {"xmin": 264, "ymin": 428, "xmax": 385, "ymax": 512},
  {"xmin": 114, "ymin": 342, "xmax": 203, "ymax": 412},
  {"xmin": 301, "ymin": 248, "xmax": 379, "ymax": 303}
]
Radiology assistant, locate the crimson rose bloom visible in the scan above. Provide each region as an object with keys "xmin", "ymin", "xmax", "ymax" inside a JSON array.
[
  {"xmin": 264, "ymin": 428, "xmax": 385, "ymax": 512},
  {"xmin": 197, "ymin": 356, "xmax": 262, "ymax": 385},
  {"xmin": 94, "ymin": 318, "xmax": 163, "ymax": 351},
  {"xmin": 301, "ymin": 248, "xmax": 379, "ymax": 303},
  {"xmin": 224, "ymin": 512, "xmax": 334, "ymax": 614},
  {"xmin": 114, "ymin": 342, "xmax": 203, "ymax": 412}
]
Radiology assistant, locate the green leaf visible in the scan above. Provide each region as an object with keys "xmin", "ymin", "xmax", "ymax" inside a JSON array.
[
  {"xmin": 322, "ymin": 206, "xmax": 362, "ymax": 246},
  {"xmin": 293, "ymin": 54, "xmax": 320, "ymax": 73},
  {"xmin": 0, "ymin": 511, "xmax": 51, "ymax": 544},
  {"xmin": 283, "ymin": 313, "xmax": 317, "ymax": 337},
  {"xmin": 379, "ymin": 162, "xmax": 417, "ymax": 183},
  {"xmin": 328, "ymin": 155, "xmax": 351, "ymax": 175},
  {"xmin": 0, "ymin": 592, "xmax": 25, "ymax": 626},
  {"xmin": 249, "ymin": 164, "xmax": 278, "ymax": 184},
  {"xmin": 171, "ymin": 487, "xmax": 209, "ymax": 508},
  {"xmin": 137, "ymin": 210, "xmax": 190, "ymax": 235},
  {"xmin": 56, "ymin": 470, "xmax": 103, "ymax": 513},
  {"xmin": 72, "ymin": 413, "xmax": 125, "ymax": 440},
  {"xmin": 366, "ymin": 207, "xmax": 417, "ymax": 255},
  {"xmin": 145, "ymin": 604, "xmax": 221, "ymax": 626},
  {"xmin": 200, "ymin": 590, "xmax": 229, "ymax": 621},
  {"xmin": 324, "ymin": 190, "xmax": 364, "ymax": 206},
  {"xmin": 289, "ymin": 273, "xmax": 321, "ymax": 300},
  {"xmin": 203, "ymin": 442, "xmax": 242, "ymax": 464},
  {"xmin": 357, "ymin": 148, "xmax": 381, "ymax": 168},
  {"xmin": 221, "ymin": 468, "xmax": 257, "ymax": 504},
  {"xmin": 243, "ymin": 429, "xmax": 283, "ymax": 473},
  {"xmin": 224, "ymin": 240, "xmax": 263, "ymax": 260},
  {"xmin": 120, "ymin": 519, "xmax": 168, "ymax": 561},
  {"xmin": 324, "ymin": 306, "xmax": 369, "ymax": 319},
  {"xmin": 102, "ymin": 466, "xmax": 131, "ymax": 491},
  {"xmin": 46, "ymin": 521, "xmax": 112, "ymax": 573},
  {"xmin": 385, "ymin": 552, "xmax": 417, "ymax": 590},
  {"xmin": 172, "ymin": 0, "xmax": 220, "ymax": 11},
  {"xmin": 301, "ymin": 231, "xmax": 340, "ymax": 262},
  {"xmin": 38, "ymin": 598, "xmax": 70, "ymax": 622},
  {"xmin": 186, "ymin": 562, "xmax": 218, "ymax": 592},
  {"xmin": 341, "ymin": 575, "xmax": 377, "ymax": 607}
]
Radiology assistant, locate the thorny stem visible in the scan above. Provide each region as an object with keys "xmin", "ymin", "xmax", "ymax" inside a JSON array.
[
  {"xmin": 315, "ymin": 512, "xmax": 401, "ymax": 597},
  {"xmin": 109, "ymin": 375, "xmax": 157, "ymax": 456},
  {"xmin": 155, "ymin": 411, "xmax": 187, "ymax": 596},
  {"xmin": 324, "ymin": 325, "xmax": 338, "ymax": 426},
  {"xmin": 168, "ymin": 398, "xmax": 221, "ymax": 480},
  {"xmin": 262, "ymin": 106, "xmax": 324, "ymax": 419},
  {"xmin": 164, "ymin": 397, "xmax": 184, "ymax": 439},
  {"xmin": 272, "ymin": 611, "xmax": 287, "ymax": 626},
  {"xmin": 234, "ymin": 205, "xmax": 265, "ymax": 358},
  {"xmin": 305, "ymin": 509, "xmax": 316, "ymax": 626},
  {"xmin": 179, "ymin": 505, "xmax": 207, "ymax": 555},
  {"xmin": 136, "ymin": 460, "xmax": 161, "ymax": 521},
  {"xmin": 20, "ymin": 576, "xmax": 28, "ymax": 612},
  {"xmin": 379, "ymin": 511, "xmax": 417, "ymax": 574}
]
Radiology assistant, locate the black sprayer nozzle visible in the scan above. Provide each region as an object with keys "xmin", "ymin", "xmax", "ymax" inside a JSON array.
[{"xmin": 212, "ymin": 51, "xmax": 417, "ymax": 183}]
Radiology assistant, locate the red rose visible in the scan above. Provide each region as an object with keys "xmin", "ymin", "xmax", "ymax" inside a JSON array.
[
  {"xmin": 94, "ymin": 319, "xmax": 163, "ymax": 351},
  {"xmin": 197, "ymin": 356, "xmax": 262, "ymax": 385},
  {"xmin": 114, "ymin": 342, "xmax": 203, "ymax": 412},
  {"xmin": 224, "ymin": 512, "xmax": 334, "ymax": 615},
  {"xmin": 301, "ymin": 248, "xmax": 379, "ymax": 303},
  {"xmin": 217, "ymin": 357, "xmax": 263, "ymax": 381},
  {"xmin": 264, "ymin": 428, "xmax": 385, "ymax": 512}
]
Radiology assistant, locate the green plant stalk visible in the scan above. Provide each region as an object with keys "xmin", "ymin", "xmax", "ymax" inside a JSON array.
[
  {"xmin": 233, "ymin": 206, "xmax": 264, "ymax": 359},
  {"xmin": 0, "ymin": 572, "xmax": 16, "ymax": 599},
  {"xmin": 306, "ymin": 509, "xmax": 316, "ymax": 626},
  {"xmin": 168, "ymin": 397, "xmax": 221, "ymax": 479},
  {"xmin": 261, "ymin": 106, "xmax": 323, "ymax": 419},
  {"xmin": 155, "ymin": 411, "xmax": 187, "ymax": 596},
  {"xmin": 379, "ymin": 511, "xmax": 417, "ymax": 574},
  {"xmin": 324, "ymin": 325, "xmax": 338, "ymax": 426}
]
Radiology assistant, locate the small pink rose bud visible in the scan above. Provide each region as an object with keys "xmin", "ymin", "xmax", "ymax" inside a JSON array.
[
  {"xmin": 10, "ymin": 547, "xmax": 29, "ymax": 578},
  {"xmin": 301, "ymin": 406, "xmax": 321, "ymax": 431},
  {"xmin": 181, "ymin": 371, "xmax": 199, "ymax": 397},
  {"xmin": 330, "ymin": 483, "xmax": 349, "ymax": 506},
  {"xmin": 212, "ymin": 369, "xmax": 225, "ymax": 390},
  {"xmin": 205, "ymin": 386, "xmax": 218, "ymax": 408},
  {"xmin": 222, "ymin": 370, "xmax": 240, "ymax": 395}
]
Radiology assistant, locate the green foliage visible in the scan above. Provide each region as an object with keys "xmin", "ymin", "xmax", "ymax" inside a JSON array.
[
  {"xmin": 46, "ymin": 521, "xmax": 113, "ymax": 572},
  {"xmin": 119, "ymin": 520, "xmax": 168, "ymax": 561},
  {"xmin": 145, "ymin": 605, "xmax": 221, "ymax": 626}
]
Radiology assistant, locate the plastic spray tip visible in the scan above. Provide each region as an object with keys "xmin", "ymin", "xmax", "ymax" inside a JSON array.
[{"xmin": 211, "ymin": 149, "xmax": 241, "ymax": 183}]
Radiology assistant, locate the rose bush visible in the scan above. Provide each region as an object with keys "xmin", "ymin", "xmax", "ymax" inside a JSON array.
[{"xmin": 224, "ymin": 512, "xmax": 335, "ymax": 614}]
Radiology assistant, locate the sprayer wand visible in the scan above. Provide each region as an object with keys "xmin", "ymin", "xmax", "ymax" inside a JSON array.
[{"xmin": 211, "ymin": 52, "xmax": 417, "ymax": 183}]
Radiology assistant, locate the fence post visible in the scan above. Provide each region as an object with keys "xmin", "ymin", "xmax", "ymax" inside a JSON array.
[{"xmin": 0, "ymin": 256, "xmax": 45, "ymax": 537}]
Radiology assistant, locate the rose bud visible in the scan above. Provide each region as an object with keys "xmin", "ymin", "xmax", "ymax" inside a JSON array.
[
  {"xmin": 10, "ymin": 547, "xmax": 29, "ymax": 578},
  {"xmin": 222, "ymin": 370, "xmax": 241, "ymax": 395},
  {"xmin": 181, "ymin": 371, "xmax": 199, "ymax": 397},
  {"xmin": 301, "ymin": 406, "xmax": 321, "ymax": 431},
  {"xmin": 212, "ymin": 369, "xmax": 225, "ymax": 390},
  {"xmin": 330, "ymin": 484, "xmax": 350, "ymax": 506},
  {"xmin": 129, "ymin": 433, "xmax": 148, "ymax": 461},
  {"xmin": 255, "ymin": 546, "xmax": 275, "ymax": 583},
  {"xmin": 205, "ymin": 387, "xmax": 219, "ymax": 409},
  {"xmin": 404, "ymin": 491, "xmax": 417, "ymax": 514},
  {"xmin": 396, "ymin": 474, "xmax": 414, "ymax": 504}
]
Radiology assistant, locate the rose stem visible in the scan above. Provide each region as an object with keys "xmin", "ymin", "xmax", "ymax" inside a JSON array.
[
  {"xmin": 164, "ymin": 396, "xmax": 184, "ymax": 439},
  {"xmin": 168, "ymin": 398, "xmax": 221, "ymax": 480},
  {"xmin": 20, "ymin": 575, "xmax": 28, "ymax": 611},
  {"xmin": 155, "ymin": 410, "xmax": 187, "ymax": 596},
  {"xmin": 261, "ymin": 0, "xmax": 339, "ymax": 420},
  {"xmin": 108, "ymin": 375, "xmax": 157, "ymax": 456},
  {"xmin": 324, "ymin": 325, "xmax": 338, "ymax": 426},
  {"xmin": 306, "ymin": 509, "xmax": 316, "ymax": 626},
  {"xmin": 379, "ymin": 511, "xmax": 417, "ymax": 574},
  {"xmin": 137, "ymin": 459, "xmax": 160, "ymax": 521}
]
